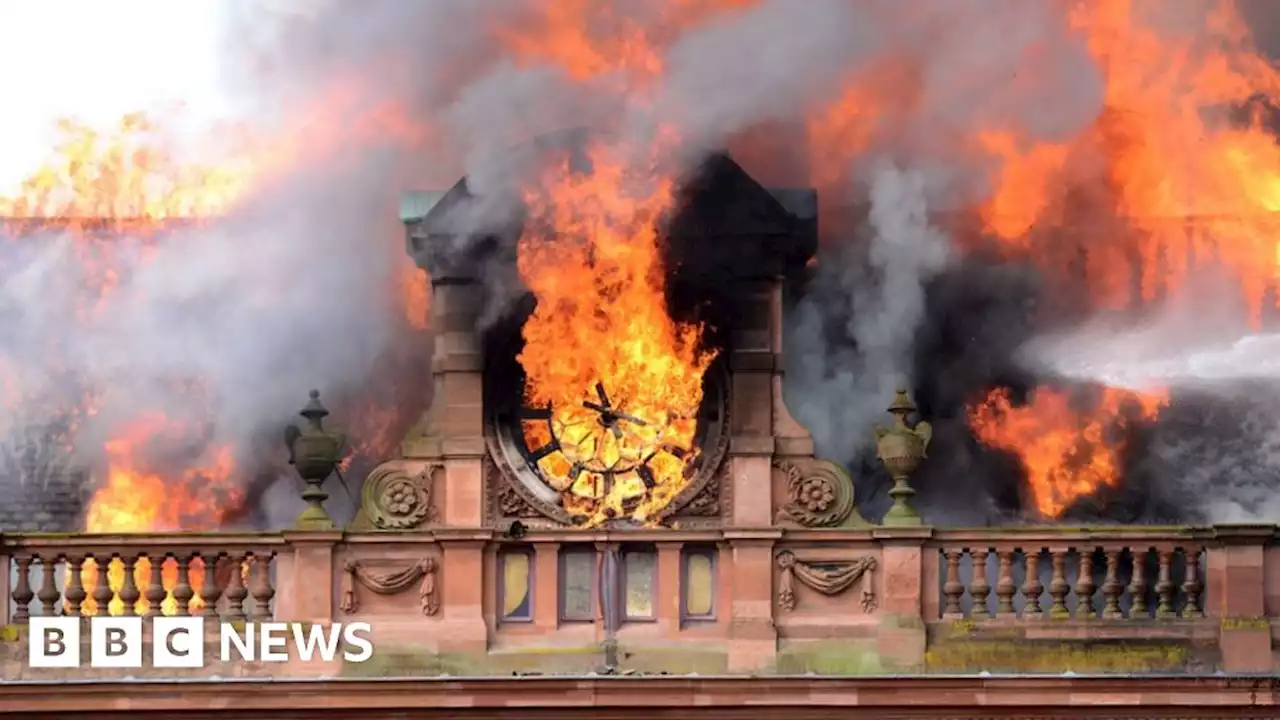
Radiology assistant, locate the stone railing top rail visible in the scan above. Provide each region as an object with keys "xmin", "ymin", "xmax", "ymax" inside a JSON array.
[
  {"xmin": 930, "ymin": 524, "xmax": 1276, "ymax": 546},
  {"xmin": 0, "ymin": 524, "xmax": 1272, "ymax": 553},
  {"xmin": 0, "ymin": 531, "xmax": 288, "ymax": 556}
]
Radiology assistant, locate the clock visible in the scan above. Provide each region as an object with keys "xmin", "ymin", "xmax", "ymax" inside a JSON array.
[{"xmin": 486, "ymin": 344, "xmax": 729, "ymax": 527}]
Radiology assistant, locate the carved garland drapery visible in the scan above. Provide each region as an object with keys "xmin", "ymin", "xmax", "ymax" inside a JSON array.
[
  {"xmin": 776, "ymin": 551, "xmax": 877, "ymax": 613},
  {"xmin": 339, "ymin": 558, "xmax": 439, "ymax": 616}
]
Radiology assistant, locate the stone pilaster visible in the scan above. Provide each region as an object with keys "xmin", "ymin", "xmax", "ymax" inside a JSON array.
[
  {"xmin": 871, "ymin": 527, "xmax": 932, "ymax": 672},
  {"xmin": 435, "ymin": 530, "xmax": 494, "ymax": 656},
  {"xmin": 402, "ymin": 209, "xmax": 489, "ymax": 529},
  {"xmin": 532, "ymin": 541, "xmax": 561, "ymax": 634},
  {"xmin": 724, "ymin": 529, "xmax": 780, "ymax": 671},
  {"xmin": 1209, "ymin": 524, "xmax": 1274, "ymax": 673},
  {"xmin": 728, "ymin": 280, "xmax": 777, "ymax": 527},
  {"xmin": 656, "ymin": 541, "xmax": 683, "ymax": 638},
  {"xmin": 278, "ymin": 531, "xmax": 343, "ymax": 624}
]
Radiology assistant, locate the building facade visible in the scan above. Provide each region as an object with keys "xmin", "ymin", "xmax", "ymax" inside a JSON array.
[{"xmin": 1, "ymin": 155, "xmax": 1278, "ymax": 716}]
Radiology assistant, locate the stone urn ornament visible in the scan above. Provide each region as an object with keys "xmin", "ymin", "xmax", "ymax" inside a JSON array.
[
  {"xmin": 285, "ymin": 390, "xmax": 346, "ymax": 530},
  {"xmin": 874, "ymin": 386, "xmax": 931, "ymax": 526}
]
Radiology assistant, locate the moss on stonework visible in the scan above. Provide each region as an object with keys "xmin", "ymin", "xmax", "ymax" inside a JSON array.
[
  {"xmin": 925, "ymin": 640, "xmax": 1192, "ymax": 674},
  {"xmin": 1221, "ymin": 616, "xmax": 1271, "ymax": 632},
  {"xmin": 776, "ymin": 640, "xmax": 886, "ymax": 675},
  {"xmin": 619, "ymin": 645, "xmax": 727, "ymax": 674},
  {"xmin": 341, "ymin": 642, "xmax": 730, "ymax": 677},
  {"xmin": 879, "ymin": 613, "xmax": 925, "ymax": 631},
  {"xmin": 343, "ymin": 644, "xmax": 606, "ymax": 677},
  {"xmin": 341, "ymin": 646, "xmax": 474, "ymax": 677}
]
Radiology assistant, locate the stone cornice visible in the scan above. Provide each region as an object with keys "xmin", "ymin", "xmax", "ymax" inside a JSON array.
[{"xmin": 0, "ymin": 675, "xmax": 1275, "ymax": 716}]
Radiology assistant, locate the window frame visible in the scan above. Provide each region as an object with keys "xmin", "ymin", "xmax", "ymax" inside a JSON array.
[
  {"xmin": 620, "ymin": 546, "xmax": 658, "ymax": 623},
  {"xmin": 680, "ymin": 545, "xmax": 718, "ymax": 622},
  {"xmin": 557, "ymin": 546, "xmax": 597, "ymax": 623},
  {"xmin": 496, "ymin": 546, "xmax": 535, "ymax": 624}
]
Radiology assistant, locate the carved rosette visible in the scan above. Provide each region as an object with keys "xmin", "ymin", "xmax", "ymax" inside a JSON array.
[
  {"xmin": 484, "ymin": 455, "xmax": 566, "ymax": 528},
  {"xmin": 659, "ymin": 464, "xmax": 730, "ymax": 528},
  {"xmin": 360, "ymin": 461, "xmax": 439, "ymax": 530},
  {"xmin": 776, "ymin": 550, "xmax": 877, "ymax": 613},
  {"xmin": 774, "ymin": 458, "xmax": 863, "ymax": 528}
]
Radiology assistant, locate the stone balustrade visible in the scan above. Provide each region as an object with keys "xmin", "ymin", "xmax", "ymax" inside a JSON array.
[
  {"xmin": 0, "ymin": 524, "xmax": 1274, "ymax": 679},
  {"xmin": 2, "ymin": 533, "xmax": 282, "ymax": 622},
  {"xmin": 925, "ymin": 527, "xmax": 1212, "ymax": 620}
]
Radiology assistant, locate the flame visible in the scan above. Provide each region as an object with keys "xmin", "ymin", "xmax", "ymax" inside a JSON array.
[
  {"xmin": 963, "ymin": 0, "xmax": 1280, "ymax": 511},
  {"xmin": 968, "ymin": 386, "xmax": 1168, "ymax": 518},
  {"xmin": 980, "ymin": 0, "xmax": 1280, "ymax": 323},
  {"xmin": 515, "ymin": 141, "xmax": 716, "ymax": 526},
  {"xmin": 0, "ymin": 114, "xmax": 249, "ymax": 222},
  {"xmin": 0, "ymin": 92, "xmax": 432, "ymax": 536},
  {"xmin": 399, "ymin": 263, "xmax": 431, "ymax": 331},
  {"xmin": 495, "ymin": 0, "xmax": 760, "ymax": 84},
  {"xmin": 77, "ymin": 412, "xmax": 239, "ymax": 615},
  {"xmin": 85, "ymin": 413, "xmax": 241, "ymax": 534}
]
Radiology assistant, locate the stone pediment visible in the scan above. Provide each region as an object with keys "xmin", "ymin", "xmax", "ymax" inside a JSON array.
[
  {"xmin": 671, "ymin": 153, "xmax": 808, "ymax": 239},
  {"xmin": 401, "ymin": 145, "xmax": 818, "ymax": 282}
]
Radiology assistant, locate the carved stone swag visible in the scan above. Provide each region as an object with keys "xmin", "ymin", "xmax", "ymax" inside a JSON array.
[
  {"xmin": 340, "ymin": 558, "xmax": 439, "ymax": 616},
  {"xmin": 776, "ymin": 550, "xmax": 877, "ymax": 613}
]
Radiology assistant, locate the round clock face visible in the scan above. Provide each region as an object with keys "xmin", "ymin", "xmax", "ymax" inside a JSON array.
[{"xmin": 489, "ymin": 359, "xmax": 727, "ymax": 525}]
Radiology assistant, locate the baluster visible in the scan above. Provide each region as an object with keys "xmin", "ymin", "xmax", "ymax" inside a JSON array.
[
  {"xmin": 1181, "ymin": 548, "xmax": 1203, "ymax": 618},
  {"xmin": 249, "ymin": 555, "xmax": 275, "ymax": 622},
  {"xmin": 119, "ymin": 556, "xmax": 140, "ymax": 617},
  {"xmin": 995, "ymin": 550, "xmax": 1016, "ymax": 617},
  {"xmin": 37, "ymin": 558, "xmax": 60, "ymax": 617},
  {"xmin": 942, "ymin": 550, "xmax": 964, "ymax": 618},
  {"xmin": 1074, "ymin": 550, "xmax": 1096, "ymax": 619},
  {"xmin": 222, "ymin": 554, "xmax": 248, "ymax": 622},
  {"xmin": 1128, "ymin": 548, "xmax": 1149, "ymax": 618},
  {"xmin": 11, "ymin": 556, "xmax": 33, "ymax": 623},
  {"xmin": 61, "ymin": 557, "xmax": 84, "ymax": 617},
  {"xmin": 1048, "ymin": 550, "xmax": 1070, "ymax": 619},
  {"xmin": 171, "ymin": 555, "xmax": 194, "ymax": 617},
  {"xmin": 92, "ymin": 557, "xmax": 114, "ymax": 617},
  {"xmin": 1101, "ymin": 549, "xmax": 1123, "ymax": 619},
  {"xmin": 198, "ymin": 554, "xmax": 222, "ymax": 617},
  {"xmin": 1155, "ymin": 549, "xmax": 1175, "ymax": 618},
  {"xmin": 970, "ymin": 549, "xmax": 991, "ymax": 619},
  {"xmin": 1022, "ymin": 550, "xmax": 1044, "ymax": 618},
  {"xmin": 144, "ymin": 555, "xmax": 166, "ymax": 617}
]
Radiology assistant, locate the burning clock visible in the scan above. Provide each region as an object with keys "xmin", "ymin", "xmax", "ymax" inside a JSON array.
[{"xmin": 486, "ymin": 342, "xmax": 729, "ymax": 527}]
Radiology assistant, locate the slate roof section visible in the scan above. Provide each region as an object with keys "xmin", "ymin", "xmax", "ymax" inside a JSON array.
[{"xmin": 0, "ymin": 467, "xmax": 88, "ymax": 532}]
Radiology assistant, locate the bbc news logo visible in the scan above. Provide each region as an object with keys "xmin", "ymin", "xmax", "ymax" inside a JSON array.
[{"xmin": 28, "ymin": 617, "xmax": 374, "ymax": 668}]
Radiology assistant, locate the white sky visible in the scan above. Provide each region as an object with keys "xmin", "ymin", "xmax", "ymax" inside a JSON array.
[{"xmin": 0, "ymin": 0, "xmax": 231, "ymax": 190}]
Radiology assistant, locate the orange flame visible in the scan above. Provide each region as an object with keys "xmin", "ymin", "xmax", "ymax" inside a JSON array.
[
  {"xmin": 980, "ymin": 0, "xmax": 1280, "ymax": 323},
  {"xmin": 515, "ymin": 141, "xmax": 716, "ymax": 526},
  {"xmin": 495, "ymin": 0, "xmax": 760, "ymax": 85},
  {"xmin": 968, "ymin": 386, "xmax": 1168, "ymax": 518},
  {"xmin": 0, "ymin": 114, "xmax": 249, "ymax": 222},
  {"xmin": 84, "ymin": 413, "xmax": 241, "ymax": 534},
  {"xmin": 0, "ymin": 93, "xmax": 433, "ymax": 537}
]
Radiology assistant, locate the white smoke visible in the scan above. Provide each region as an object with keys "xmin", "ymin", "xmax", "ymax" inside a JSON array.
[{"xmin": 788, "ymin": 166, "xmax": 952, "ymax": 466}]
